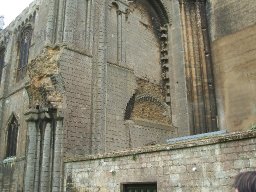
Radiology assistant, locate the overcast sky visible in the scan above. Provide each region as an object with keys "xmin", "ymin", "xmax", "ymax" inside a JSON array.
[{"xmin": 0, "ymin": 0, "xmax": 35, "ymax": 28}]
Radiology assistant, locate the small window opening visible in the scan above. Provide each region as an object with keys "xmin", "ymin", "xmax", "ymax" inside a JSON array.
[
  {"xmin": 122, "ymin": 182, "xmax": 157, "ymax": 192},
  {"xmin": 6, "ymin": 116, "xmax": 19, "ymax": 158}
]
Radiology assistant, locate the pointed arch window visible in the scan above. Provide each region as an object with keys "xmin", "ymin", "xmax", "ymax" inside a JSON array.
[
  {"xmin": 6, "ymin": 115, "xmax": 19, "ymax": 158},
  {"xmin": 0, "ymin": 47, "xmax": 5, "ymax": 83},
  {"xmin": 17, "ymin": 26, "xmax": 33, "ymax": 81}
]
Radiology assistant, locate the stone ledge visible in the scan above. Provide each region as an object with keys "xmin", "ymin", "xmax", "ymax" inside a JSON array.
[{"xmin": 64, "ymin": 130, "xmax": 256, "ymax": 163}]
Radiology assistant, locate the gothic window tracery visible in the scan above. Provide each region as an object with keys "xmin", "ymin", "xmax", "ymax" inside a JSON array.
[
  {"xmin": 17, "ymin": 26, "xmax": 33, "ymax": 81},
  {"xmin": 6, "ymin": 115, "xmax": 19, "ymax": 158}
]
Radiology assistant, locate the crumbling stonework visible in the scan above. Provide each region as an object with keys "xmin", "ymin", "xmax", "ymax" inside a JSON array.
[
  {"xmin": 130, "ymin": 79, "xmax": 171, "ymax": 125},
  {"xmin": 0, "ymin": 0, "xmax": 255, "ymax": 191},
  {"xmin": 26, "ymin": 46, "xmax": 64, "ymax": 108}
]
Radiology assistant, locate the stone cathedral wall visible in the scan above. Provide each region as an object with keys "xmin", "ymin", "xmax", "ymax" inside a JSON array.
[
  {"xmin": 208, "ymin": 0, "xmax": 256, "ymax": 131},
  {"xmin": 64, "ymin": 131, "xmax": 256, "ymax": 192}
]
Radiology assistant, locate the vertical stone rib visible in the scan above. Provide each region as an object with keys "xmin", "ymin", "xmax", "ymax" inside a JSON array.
[
  {"xmin": 63, "ymin": 0, "xmax": 77, "ymax": 44},
  {"xmin": 24, "ymin": 111, "xmax": 38, "ymax": 192},
  {"xmin": 121, "ymin": 14, "xmax": 126, "ymax": 63},
  {"xmin": 39, "ymin": 122, "xmax": 52, "ymax": 192},
  {"xmin": 200, "ymin": 0, "xmax": 218, "ymax": 131},
  {"xmin": 117, "ymin": 10, "xmax": 122, "ymax": 64},
  {"xmin": 91, "ymin": 0, "xmax": 108, "ymax": 154},
  {"xmin": 46, "ymin": 0, "xmax": 59, "ymax": 44},
  {"xmin": 185, "ymin": 2, "xmax": 200, "ymax": 133},
  {"xmin": 196, "ymin": 1, "xmax": 210, "ymax": 132},
  {"xmin": 194, "ymin": 0, "xmax": 207, "ymax": 132},
  {"xmin": 85, "ymin": 0, "xmax": 92, "ymax": 50},
  {"xmin": 180, "ymin": 0, "xmax": 194, "ymax": 133},
  {"xmin": 52, "ymin": 115, "xmax": 64, "ymax": 192},
  {"xmin": 181, "ymin": 0, "xmax": 218, "ymax": 134},
  {"xmin": 56, "ymin": 0, "xmax": 66, "ymax": 43},
  {"xmin": 33, "ymin": 128, "xmax": 41, "ymax": 192}
]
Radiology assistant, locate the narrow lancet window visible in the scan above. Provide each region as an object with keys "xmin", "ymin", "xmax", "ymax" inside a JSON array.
[
  {"xmin": 17, "ymin": 27, "xmax": 32, "ymax": 81},
  {"xmin": 6, "ymin": 116, "xmax": 19, "ymax": 158}
]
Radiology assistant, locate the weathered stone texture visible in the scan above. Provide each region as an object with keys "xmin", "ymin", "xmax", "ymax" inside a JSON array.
[
  {"xmin": 0, "ymin": 0, "xmax": 256, "ymax": 191},
  {"xmin": 64, "ymin": 131, "xmax": 256, "ymax": 192},
  {"xmin": 125, "ymin": 2, "xmax": 161, "ymax": 83},
  {"xmin": 207, "ymin": 0, "xmax": 256, "ymax": 40},
  {"xmin": 0, "ymin": 160, "xmax": 25, "ymax": 192},
  {"xmin": 212, "ymin": 24, "xmax": 256, "ymax": 132},
  {"xmin": 127, "ymin": 120, "xmax": 174, "ymax": 147},
  {"xmin": 59, "ymin": 49, "xmax": 93, "ymax": 156},
  {"xmin": 105, "ymin": 64, "xmax": 135, "ymax": 151}
]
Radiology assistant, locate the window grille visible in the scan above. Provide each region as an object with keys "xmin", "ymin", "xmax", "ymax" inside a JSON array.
[
  {"xmin": 17, "ymin": 27, "xmax": 32, "ymax": 81},
  {"xmin": 6, "ymin": 116, "xmax": 19, "ymax": 158}
]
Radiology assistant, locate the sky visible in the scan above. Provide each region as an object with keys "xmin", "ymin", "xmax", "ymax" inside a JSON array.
[{"xmin": 0, "ymin": 0, "xmax": 35, "ymax": 28}]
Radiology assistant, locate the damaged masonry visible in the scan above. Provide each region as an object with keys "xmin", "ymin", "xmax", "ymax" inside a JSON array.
[{"xmin": 0, "ymin": 0, "xmax": 256, "ymax": 191}]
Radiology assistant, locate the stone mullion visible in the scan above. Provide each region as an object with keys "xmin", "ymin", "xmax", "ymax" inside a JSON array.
[{"xmin": 52, "ymin": 113, "xmax": 64, "ymax": 192}]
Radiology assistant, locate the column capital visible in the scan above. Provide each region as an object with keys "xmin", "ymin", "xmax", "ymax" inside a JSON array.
[
  {"xmin": 56, "ymin": 109, "xmax": 64, "ymax": 121},
  {"xmin": 38, "ymin": 108, "xmax": 51, "ymax": 121},
  {"xmin": 25, "ymin": 109, "xmax": 39, "ymax": 122}
]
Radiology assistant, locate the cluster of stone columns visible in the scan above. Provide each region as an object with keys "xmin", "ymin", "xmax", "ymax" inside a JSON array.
[
  {"xmin": 24, "ymin": 108, "xmax": 63, "ymax": 192},
  {"xmin": 179, "ymin": 0, "xmax": 218, "ymax": 134}
]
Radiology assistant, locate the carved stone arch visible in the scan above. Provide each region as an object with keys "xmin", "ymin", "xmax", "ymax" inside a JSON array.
[
  {"xmin": 17, "ymin": 24, "xmax": 33, "ymax": 44},
  {"xmin": 127, "ymin": 0, "xmax": 169, "ymax": 38},
  {"xmin": 147, "ymin": 0, "xmax": 169, "ymax": 24},
  {"xmin": 109, "ymin": 0, "xmax": 128, "ymax": 12},
  {"xmin": 124, "ymin": 92, "xmax": 171, "ymax": 125},
  {"xmin": 6, "ymin": 112, "xmax": 20, "ymax": 130},
  {"xmin": 110, "ymin": 1, "xmax": 119, "ymax": 9},
  {"xmin": 124, "ymin": 93, "xmax": 136, "ymax": 120}
]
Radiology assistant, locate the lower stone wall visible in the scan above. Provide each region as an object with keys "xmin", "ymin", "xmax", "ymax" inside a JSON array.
[
  {"xmin": 0, "ymin": 158, "xmax": 25, "ymax": 192},
  {"xmin": 64, "ymin": 131, "xmax": 256, "ymax": 192}
]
